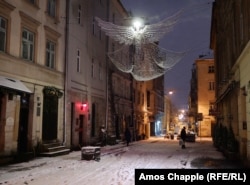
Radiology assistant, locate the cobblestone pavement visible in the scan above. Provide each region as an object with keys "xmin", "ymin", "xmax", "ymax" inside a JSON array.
[{"xmin": 0, "ymin": 137, "xmax": 247, "ymax": 185}]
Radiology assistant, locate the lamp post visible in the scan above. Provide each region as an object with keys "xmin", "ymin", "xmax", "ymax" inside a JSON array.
[{"xmin": 164, "ymin": 90, "xmax": 175, "ymax": 134}]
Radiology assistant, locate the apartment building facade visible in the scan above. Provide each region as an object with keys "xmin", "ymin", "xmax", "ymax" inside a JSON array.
[
  {"xmin": 0, "ymin": 0, "xmax": 66, "ymax": 157},
  {"xmin": 195, "ymin": 58, "xmax": 216, "ymax": 137},
  {"xmin": 210, "ymin": 0, "xmax": 250, "ymax": 165},
  {"xmin": 0, "ymin": 0, "xmax": 166, "ymax": 162},
  {"xmin": 66, "ymin": 0, "xmax": 109, "ymax": 148},
  {"xmin": 65, "ymin": 0, "xmax": 134, "ymax": 148},
  {"xmin": 145, "ymin": 77, "xmax": 165, "ymax": 137},
  {"xmin": 133, "ymin": 76, "xmax": 165, "ymax": 139}
]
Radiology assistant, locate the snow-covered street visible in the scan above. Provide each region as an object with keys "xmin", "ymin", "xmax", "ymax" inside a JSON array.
[{"xmin": 0, "ymin": 137, "xmax": 245, "ymax": 185}]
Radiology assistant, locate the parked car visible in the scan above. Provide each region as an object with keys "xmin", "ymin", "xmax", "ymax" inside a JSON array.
[{"xmin": 177, "ymin": 131, "xmax": 196, "ymax": 142}]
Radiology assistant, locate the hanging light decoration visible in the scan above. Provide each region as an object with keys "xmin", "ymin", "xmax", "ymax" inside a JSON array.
[
  {"xmin": 108, "ymin": 42, "xmax": 186, "ymax": 81},
  {"xmin": 95, "ymin": 9, "xmax": 183, "ymax": 45},
  {"xmin": 95, "ymin": 9, "xmax": 186, "ymax": 81}
]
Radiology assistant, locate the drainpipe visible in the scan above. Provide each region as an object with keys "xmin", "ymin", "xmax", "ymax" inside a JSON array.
[
  {"xmin": 63, "ymin": 0, "xmax": 70, "ymax": 145},
  {"xmin": 105, "ymin": 0, "xmax": 110, "ymax": 135}
]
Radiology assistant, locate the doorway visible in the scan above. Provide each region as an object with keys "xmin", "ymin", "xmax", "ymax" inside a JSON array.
[
  {"xmin": 42, "ymin": 95, "xmax": 58, "ymax": 141},
  {"xmin": 79, "ymin": 114, "xmax": 84, "ymax": 146},
  {"xmin": 18, "ymin": 94, "xmax": 30, "ymax": 152}
]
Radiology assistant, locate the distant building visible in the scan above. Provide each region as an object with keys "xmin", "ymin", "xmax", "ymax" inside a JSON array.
[
  {"xmin": 145, "ymin": 77, "xmax": 164, "ymax": 137},
  {"xmin": 196, "ymin": 58, "xmax": 216, "ymax": 137}
]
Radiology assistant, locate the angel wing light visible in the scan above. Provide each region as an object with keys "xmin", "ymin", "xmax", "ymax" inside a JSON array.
[
  {"xmin": 108, "ymin": 43, "xmax": 187, "ymax": 81},
  {"xmin": 95, "ymin": 9, "xmax": 183, "ymax": 46},
  {"xmin": 95, "ymin": 9, "xmax": 185, "ymax": 81}
]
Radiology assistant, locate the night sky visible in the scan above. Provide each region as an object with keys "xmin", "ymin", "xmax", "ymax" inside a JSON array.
[{"xmin": 120, "ymin": 0, "xmax": 214, "ymax": 110}]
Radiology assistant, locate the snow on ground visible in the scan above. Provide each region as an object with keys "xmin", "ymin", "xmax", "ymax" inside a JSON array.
[{"xmin": 0, "ymin": 137, "xmax": 240, "ymax": 185}]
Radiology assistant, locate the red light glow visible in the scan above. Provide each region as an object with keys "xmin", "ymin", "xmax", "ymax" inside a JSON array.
[{"xmin": 81, "ymin": 102, "xmax": 87, "ymax": 111}]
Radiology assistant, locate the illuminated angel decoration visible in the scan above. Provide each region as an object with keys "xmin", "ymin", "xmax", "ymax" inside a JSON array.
[
  {"xmin": 95, "ymin": 9, "xmax": 183, "ymax": 45},
  {"xmin": 95, "ymin": 9, "xmax": 187, "ymax": 81},
  {"xmin": 108, "ymin": 43, "xmax": 186, "ymax": 81}
]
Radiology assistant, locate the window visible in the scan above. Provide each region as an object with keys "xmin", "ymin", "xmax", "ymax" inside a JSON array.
[
  {"xmin": 46, "ymin": 40, "xmax": 55, "ymax": 68},
  {"xmin": 98, "ymin": 63, "xmax": 101, "ymax": 80},
  {"xmin": 44, "ymin": 25, "xmax": 60, "ymax": 69},
  {"xmin": 239, "ymin": 1, "xmax": 244, "ymax": 43},
  {"xmin": 209, "ymin": 101, "xmax": 215, "ymax": 115},
  {"xmin": 209, "ymin": 81, "xmax": 215, "ymax": 91},
  {"xmin": 29, "ymin": 0, "xmax": 37, "ymax": 5},
  {"xmin": 112, "ymin": 13, "xmax": 115, "ymax": 23},
  {"xmin": 0, "ymin": 2, "xmax": 14, "ymax": 53},
  {"xmin": 22, "ymin": 29, "xmax": 34, "ymax": 61},
  {"xmin": 92, "ymin": 17, "xmax": 95, "ymax": 35},
  {"xmin": 147, "ymin": 90, "xmax": 150, "ymax": 107},
  {"xmin": 20, "ymin": 11, "xmax": 40, "ymax": 62},
  {"xmin": 91, "ymin": 58, "xmax": 94, "ymax": 78},
  {"xmin": 76, "ymin": 49, "xmax": 80, "ymax": 72},
  {"xmin": 209, "ymin": 101, "xmax": 215, "ymax": 110},
  {"xmin": 47, "ymin": 0, "xmax": 56, "ymax": 18},
  {"xmin": 141, "ymin": 93, "xmax": 144, "ymax": 105},
  {"xmin": 0, "ymin": 17, "xmax": 6, "ymax": 52},
  {"xmin": 208, "ymin": 65, "xmax": 214, "ymax": 73},
  {"xmin": 99, "ymin": 28, "xmax": 102, "ymax": 40},
  {"xmin": 112, "ymin": 43, "xmax": 115, "ymax": 52},
  {"xmin": 137, "ymin": 91, "xmax": 140, "ymax": 105},
  {"xmin": 78, "ymin": 5, "xmax": 81, "ymax": 24}
]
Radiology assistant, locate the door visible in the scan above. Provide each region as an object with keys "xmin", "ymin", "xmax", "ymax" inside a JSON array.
[
  {"xmin": 18, "ymin": 94, "xmax": 29, "ymax": 152},
  {"xmin": 79, "ymin": 115, "xmax": 84, "ymax": 146},
  {"xmin": 42, "ymin": 95, "xmax": 58, "ymax": 141},
  {"xmin": 150, "ymin": 122, "xmax": 155, "ymax": 136}
]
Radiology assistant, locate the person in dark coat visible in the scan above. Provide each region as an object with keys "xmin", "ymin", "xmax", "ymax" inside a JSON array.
[
  {"xmin": 99, "ymin": 125, "xmax": 106, "ymax": 146},
  {"xmin": 180, "ymin": 126, "xmax": 187, "ymax": 149},
  {"xmin": 124, "ymin": 128, "xmax": 131, "ymax": 146}
]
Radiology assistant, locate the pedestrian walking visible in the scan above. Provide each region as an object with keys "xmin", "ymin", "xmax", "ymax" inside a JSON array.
[
  {"xmin": 180, "ymin": 126, "xmax": 186, "ymax": 149},
  {"xmin": 124, "ymin": 127, "xmax": 131, "ymax": 146},
  {"xmin": 99, "ymin": 125, "xmax": 106, "ymax": 146}
]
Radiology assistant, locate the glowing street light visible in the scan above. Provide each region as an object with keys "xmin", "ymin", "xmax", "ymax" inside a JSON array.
[
  {"xmin": 132, "ymin": 18, "xmax": 144, "ymax": 33},
  {"xmin": 168, "ymin": 91, "xmax": 174, "ymax": 95}
]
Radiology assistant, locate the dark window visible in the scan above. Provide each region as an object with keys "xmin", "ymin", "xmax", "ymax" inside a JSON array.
[
  {"xmin": 46, "ymin": 40, "xmax": 55, "ymax": 68},
  {"xmin": 208, "ymin": 65, "xmax": 214, "ymax": 73},
  {"xmin": 76, "ymin": 49, "xmax": 80, "ymax": 72},
  {"xmin": 147, "ymin": 90, "xmax": 150, "ymax": 107},
  {"xmin": 0, "ymin": 17, "xmax": 6, "ymax": 52},
  {"xmin": 47, "ymin": 0, "xmax": 56, "ymax": 17},
  {"xmin": 78, "ymin": 5, "xmax": 81, "ymax": 24},
  {"xmin": 22, "ymin": 29, "xmax": 34, "ymax": 61}
]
